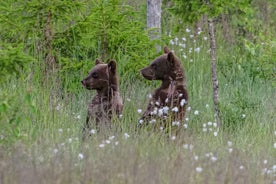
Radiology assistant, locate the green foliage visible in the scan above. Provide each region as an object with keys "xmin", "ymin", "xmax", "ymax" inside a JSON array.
[
  {"xmin": 170, "ymin": 0, "xmax": 251, "ymax": 23},
  {"xmin": 243, "ymin": 39, "xmax": 276, "ymax": 82},
  {"xmin": 0, "ymin": 88, "xmax": 37, "ymax": 144},
  {"xmin": 55, "ymin": 0, "xmax": 157, "ymax": 91},
  {"xmin": 0, "ymin": 44, "xmax": 33, "ymax": 81}
]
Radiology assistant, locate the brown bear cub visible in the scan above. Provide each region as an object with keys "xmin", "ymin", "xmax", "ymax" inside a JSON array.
[
  {"xmin": 81, "ymin": 59, "xmax": 123, "ymax": 134},
  {"xmin": 139, "ymin": 46, "xmax": 188, "ymax": 129}
]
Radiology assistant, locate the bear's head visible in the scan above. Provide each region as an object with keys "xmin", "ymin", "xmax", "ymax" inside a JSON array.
[
  {"xmin": 81, "ymin": 59, "xmax": 118, "ymax": 91},
  {"xmin": 140, "ymin": 46, "xmax": 183, "ymax": 81}
]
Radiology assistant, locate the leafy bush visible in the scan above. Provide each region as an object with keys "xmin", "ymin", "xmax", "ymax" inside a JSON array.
[
  {"xmin": 0, "ymin": 44, "xmax": 33, "ymax": 81},
  {"xmin": 243, "ymin": 39, "xmax": 276, "ymax": 82}
]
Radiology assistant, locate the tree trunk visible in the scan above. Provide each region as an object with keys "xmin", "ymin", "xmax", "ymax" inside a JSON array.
[
  {"xmin": 45, "ymin": 10, "xmax": 56, "ymax": 73},
  {"xmin": 207, "ymin": 19, "xmax": 220, "ymax": 126},
  {"xmin": 147, "ymin": 0, "xmax": 161, "ymax": 52}
]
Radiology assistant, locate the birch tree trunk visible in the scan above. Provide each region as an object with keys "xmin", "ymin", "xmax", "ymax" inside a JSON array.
[
  {"xmin": 147, "ymin": 0, "xmax": 161, "ymax": 52},
  {"xmin": 207, "ymin": 19, "xmax": 220, "ymax": 126}
]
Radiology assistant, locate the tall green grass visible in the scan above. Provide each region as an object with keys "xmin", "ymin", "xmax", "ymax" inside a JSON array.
[{"xmin": 0, "ymin": 30, "xmax": 275, "ymax": 184}]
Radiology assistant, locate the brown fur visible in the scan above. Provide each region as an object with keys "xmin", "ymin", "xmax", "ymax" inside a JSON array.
[
  {"xmin": 81, "ymin": 59, "xmax": 123, "ymax": 133},
  {"xmin": 139, "ymin": 46, "xmax": 188, "ymax": 128}
]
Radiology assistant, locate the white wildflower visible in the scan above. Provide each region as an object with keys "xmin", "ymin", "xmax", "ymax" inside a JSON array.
[
  {"xmin": 190, "ymin": 34, "xmax": 194, "ymax": 38},
  {"xmin": 180, "ymin": 99, "xmax": 186, "ymax": 107},
  {"xmin": 194, "ymin": 155, "xmax": 199, "ymax": 160},
  {"xmin": 229, "ymin": 148, "xmax": 233, "ymax": 153},
  {"xmin": 207, "ymin": 122, "xmax": 212, "ymax": 126},
  {"xmin": 151, "ymin": 107, "xmax": 158, "ymax": 115},
  {"xmin": 186, "ymin": 28, "xmax": 191, "ymax": 33},
  {"xmin": 239, "ymin": 165, "xmax": 244, "ymax": 170},
  {"xmin": 187, "ymin": 106, "xmax": 191, "ymax": 111},
  {"xmin": 53, "ymin": 148, "xmax": 58, "ymax": 154},
  {"xmin": 148, "ymin": 94, "xmax": 152, "ymax": 99},
  {"xmin": 124, "ymin": 133, "xmax": 130, "ymax": 139},
  {"xmin": 89, "ymin": 129, "xmax": 96, "ymax": 134},
  {"xmin": 78, "ymin": 153, "xmax": 84, "ymax": 160},
  {"xmin": 115, "ymin": 141, "xmax": 119, "ymax": 146},
  {"xmin": 171, "ymin": 136, "xmax": 176, "ymax": 140},
  {"xmin": 105, "ymin": 140, "xmax": 111, "ymax": 144},
  {"xmin": 183, "ymin": 144, "xmax": 189, "ymax": 149},
  {"xmin": 227, "ymin": 141, "xmax": 232, "ymax": 147},
  {"xmin": 182, "ymin": 37, "xmax": 187, "ymax": 41},
  {"xmin": 149, "ymin": 119, "xmax": 156, "ymax": 124},
  {"xmin": 119, "ymin": 114, "xmax": 123, "ymax": 118},
  {"xmin": 211, "ymin": 156, "xmax": 217, "ymax": 162},
  {"xmin": 194, "ymin": 110, "xmax": 199, "ymax": 115},
  {"xmin": 203, "ymin": 36, "xmax": 208, "ymax": 40},
  {"xmin": 109, "ymin": 136, "xmax": 115, "ymax": 140},
  {"xmin": 195, "ymin": 47, "xmax": 200, "ymax": 53},
  {"xmin": 213, "ymin": 122, "xmax": 218, "ymax": 127},
  {"xmin": 137, "ymin": 109, "xmax": 142, "ymax": 114},
  {"xmin": 195, "ymin": 167, "xmax": 203, "ymax": 173},
  {"xmin": 172, "ymin": 121, "xmax": 180, "ymax": 126},
  {"xmin": 274, "ymin": 142, "xmax": 276, "ymax": 149},
  {"xmin": 263, "ymin": 160, "xmax": 268, "ymax": 165},
  {"xmin": 155, "ymin": 101, "xmax": 160, "ymax": 106},
  {"xmin": 179, "ymin": 43, "xmax": 186, "ymax": 48},
  {"xmin": 99, "ymin": 144, "xmax": 105, "ymax": 148},
  {"xmin": 182, "ymin": 54, "xmax": 187, "ymax": 59},
  {"xmin": 68, "ymin": 138, "xmax": 72, "ymax": 143},
  {"xmin": 185, "ymin": 117, "xmax": 189, "ymax": 121},
  {"xmin": 202, "ymin": 128, "xmax": 207, "ymax": 132},
  {"xmin": 172, "ymin": 107, "xmax": 179, "ymax": 112},
  {"xmin": 138, "ymin": 119, "xmax": 144, "ymax": 125},
  {"xmin": 214, "ymin": 131, "xmax": 218, "ymax": 136},
  {"xmin": 165, "ymin": 98, "xmax": 169, "ymax": 103},
  {"xmin": 58, "ymin": 128, "xmax": 63, "ymax": 133},
  {"xmin": 56, "ymin": 104, "xmax": 62, "ymax": 111},
  {"xmin": 242, "ymin": 114, "xmax": 246, "ymax": 118},
  {"xmin": 169, "ymin": 40, "xmax": 175, "ymax": 45},
  {"xmin": 183, "ymin": 124, "xmax": 188, "ymax": 129},
  {"xmin": 76, "ymin": 115, "xmax": 81, "ymax": 119},
  {"xmin": 158, "ymin": 109, "xmax": 163, "ymax": 116},
  {"xmin": 127, "ymin": 98, "xmax": 131, "ymax": 102},
  {"xmin": 160, "ymin": 126, "xmax": 164, "ymax": 130}
]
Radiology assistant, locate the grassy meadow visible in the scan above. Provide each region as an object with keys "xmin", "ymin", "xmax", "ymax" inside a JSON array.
[{"xmin": 0, "ymin": 26, "xmax": 275, "ymax": 184}]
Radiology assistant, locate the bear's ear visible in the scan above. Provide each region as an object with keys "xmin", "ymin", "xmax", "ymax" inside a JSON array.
[
  {"xmin": 164, "ymin": 46, "xmax": 170, "ymax": 54},
  {"xmin": 95, "ymin": 58, "xmax": 103, "ymax": 65},
  {"xmin": 108, "ymin": 60, "xmax": 117, "ymax": 73},
  {"xmin": 167, "ymin": 52, "xmax": 175, "ymax": 66}
]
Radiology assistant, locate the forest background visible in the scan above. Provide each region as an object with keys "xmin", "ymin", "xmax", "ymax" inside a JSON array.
[{"xmin": 0, "ymin": 0, "xmax": 275, "ymax": 183}]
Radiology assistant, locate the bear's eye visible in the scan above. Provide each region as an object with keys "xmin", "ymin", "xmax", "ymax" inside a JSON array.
[
  {"xmin": 151, "ymin": 63, "xmax": 157, "ymax": 69},
  {"xmin": 91, "ymin": 72, "xmax": 98, "ymax": 78}
]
